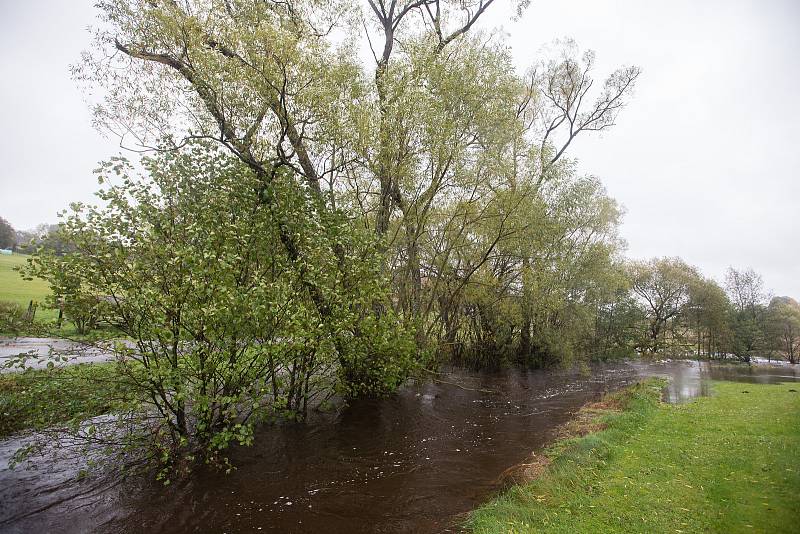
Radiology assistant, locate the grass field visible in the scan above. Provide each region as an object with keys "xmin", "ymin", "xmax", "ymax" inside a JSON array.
[
  {"xmin": 0, "ymin": 253, "xmax": 57, "ymax": 323},
  {"xmin": 468, "ymin": 380, "xmax": 800, "ymax": 533}
]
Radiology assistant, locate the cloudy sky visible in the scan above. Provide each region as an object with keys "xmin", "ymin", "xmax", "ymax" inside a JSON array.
[{"xmin": 0, "ymin": 0, "xmax": 798, "ymax": 297}]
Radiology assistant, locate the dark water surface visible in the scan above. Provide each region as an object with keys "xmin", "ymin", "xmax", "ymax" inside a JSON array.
[{"xmin": 1, "ymin": 360, "xmax": 798, "ymax": 533}]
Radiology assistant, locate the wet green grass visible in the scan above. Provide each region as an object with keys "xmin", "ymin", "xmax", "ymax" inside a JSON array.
[
  {"xmin": 468, "ymin": 380, "xmax": 800, "ymax": 533},
  {"xmin": 0, "ymin": 253, "xmax": 57, "ymax": 322},
  {"xmin": 0, "ymin": 254, "xmax": 119, "ymax": 338}
]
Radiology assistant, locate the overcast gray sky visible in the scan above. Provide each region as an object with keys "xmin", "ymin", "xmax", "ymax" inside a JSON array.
[{"xmin": 0, "ymin": 0, "xmax": 798, "ymax": 297}]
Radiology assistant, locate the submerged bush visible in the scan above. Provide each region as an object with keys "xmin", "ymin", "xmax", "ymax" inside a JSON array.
[{"xmin": 23, "ymin": 143, "xmax": 415, "ymax": 472}]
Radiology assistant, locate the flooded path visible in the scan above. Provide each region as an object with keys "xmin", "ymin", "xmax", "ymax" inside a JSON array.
[
  {"xmin": 0, "ymin": 337, "xmax": 114, "ymax": 371},
  {"xmin": 1, "ymin": 360, "xmax": 798, "ymax": 533}
]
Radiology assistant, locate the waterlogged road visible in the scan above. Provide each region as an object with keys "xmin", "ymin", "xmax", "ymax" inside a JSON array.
[
  {"xmin": 0, "ymin": 337, "xmax": 116, "ymax": 371},
  {"xmin": 1, "ymin": 360, "xmax": 798, "ymax": 533}
]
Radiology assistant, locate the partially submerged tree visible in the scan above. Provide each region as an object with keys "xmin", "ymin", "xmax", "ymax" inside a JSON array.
[
  {"xmin": 26, "ymin": 144, "xmax": 413, "ymax": 469},
  {"xmin": 687, "ymin": 276, "xmax": 733, "ymax": 359},
  {"xmin": 17, "ymin": 0, "xmax": 645, "ymax": 471}
]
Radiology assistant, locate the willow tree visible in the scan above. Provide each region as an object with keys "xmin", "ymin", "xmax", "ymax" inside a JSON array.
[
  {"xmin": 81, "ymin": 0, "xmax": 430, "ymax": 391},
  {"xmin": 439, "ymin": 166, "xmax": 628, "ymax": 367},
  {"xmin": 79, "ymin": 1, "xmax": 523, "ymax": 357},
  {"xmin": 79, "ymin": 0, "xmax": 640, "ymax": 368}
]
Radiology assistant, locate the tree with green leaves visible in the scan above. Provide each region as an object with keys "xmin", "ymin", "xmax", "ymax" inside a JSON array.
[
  {"xmin": 687, "ymin": 276, "xmax": 733, "ymax": 359},
  {"xmin": 724, "ymin": 267, "xmax": 769, "ymax": 361},
  {"xmin": 25, "ymin": 143, "xmax": 414, "ymax": 470},
  {"xmin": 628, "ymin": 257, "xmax": 700, "ymax": 355},
  {"xmin": 78, "ymin": 0, "xmax": 639, "ymax": 354},
  {"xmin": 0, "ymin": 217, "xmax": 16, "ymax": 249},
  {"xmin": 766, "ymin": 297, "xmax": 800, "ymax": 364},
  {"xmin": 15, "ymin": 0, "xmax": 645, "ymax": 472}
]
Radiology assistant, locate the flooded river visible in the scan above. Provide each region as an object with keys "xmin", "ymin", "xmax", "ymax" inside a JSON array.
[{"xmin": 1, "ymin": 360, "xmax": 798, "ymax": 533}]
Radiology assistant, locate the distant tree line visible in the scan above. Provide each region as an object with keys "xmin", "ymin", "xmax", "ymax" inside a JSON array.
[
  {"xmin": 0, "ymin": 218, "xmax": 75, "ymax": 255},
  {"xmin": 618, "ymin": 259, "xmax": 799, "ymax": 363}
]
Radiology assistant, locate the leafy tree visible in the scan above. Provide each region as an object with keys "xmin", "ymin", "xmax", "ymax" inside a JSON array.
[
  {"xmin": 724, "ymin": 267, "xmax": 768, "ymax": 361},
  {"xmin": 687, "ymin": 276, "xmax": 733, "ymax": 359},
  {"xmin": 15, "ymin": 0, "xmax": 649, "ymax": 472},
  {"xmin": 78, "ymin": 0, "xmax": 639, "ymax": 361},
  {"xmin": 628, "ymin": 257, "xmax": 699, "ymax": 354},
  {"xmin": 592, "ymin": 288, "xmax": 647, "ymax": 360},
  {"xmin": 766, "ymin": 297, "xmax": 800, "ymax": 364},
  {"xmin": 0, "ymin": 217, "xmax": 15, "ymax": 249},
  {"xmin": 25, "ymin": 143, "xmax": 413, "ymax": 470}
]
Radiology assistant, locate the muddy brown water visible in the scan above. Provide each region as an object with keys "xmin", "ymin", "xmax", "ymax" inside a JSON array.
[{"xmin": 1, "ymin": 360, "xmax": 798, "ymax": 534}]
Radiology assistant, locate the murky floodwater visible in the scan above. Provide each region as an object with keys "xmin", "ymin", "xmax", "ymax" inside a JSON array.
[
  {"xmin": 0, "ymin": 337, "xmax": 115, "ymax": 371},
  {"xmin": 1, "ymin": 360, "xmax": 798, "ymax": 533}
]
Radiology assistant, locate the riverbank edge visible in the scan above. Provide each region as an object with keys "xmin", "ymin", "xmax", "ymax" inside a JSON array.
[
  {"xmin": 492, "ymin": 378, "xmax": 667, "ymax": 492},
  {"xmin": 465, "ymin": 379, "xmax": 800, "ymax": 533},
  {"xmin": 463, "ymin": 379, "xmax": 665, "ymax": 532}
]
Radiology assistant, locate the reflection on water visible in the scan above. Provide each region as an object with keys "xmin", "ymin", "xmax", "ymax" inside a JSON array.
[
  {"xmin": 0, "ymin": 360, "xmax": 798, "ymax": 533},
  {"xmin": 654, "ymin": 360, "xmax": 800, "ymax": 404}
]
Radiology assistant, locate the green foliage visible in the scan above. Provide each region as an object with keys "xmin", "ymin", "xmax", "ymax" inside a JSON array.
[
  {"xmin": 468, "ymin": 381, "xmax": 800, "ymax": 533},
  {"xmin": 0, "ymin": 217, "xmax": 15, "ymax": 249},
  {"xmin": 591, "ymin": 290, "xmax": 646, "ymax": 360},
  {"xmin": 628, "ymin": 257, "xmax": 700, "ymax": 355},
  {"xmin": 729, "ymin": 310, "xmax": 766, "ymax": 361},
  {"xmin": 23, "ymin": 143, "xmax": 415, "ymax": 469},
  {"xmin": 0, "ymin": 300, "xmax": 29, "ymax": 333},
  {"xmin": 337, "ymin": 311, "xmax": 419, "ymax": 398},
  {"xmin": 724, "ymin": 267, "xmax": 769, "ymax": 361},
  {"xmin": 447, "ymin": 171, "xmax": 629, "ymax": 368},
  {"xmin": 766, "ymin": 297, "xmax": 800, "ymax": 363},
  {"xmin": 77, "ymin": 0, "xmax": 642, "ymax": 374},
  {"xmin": 0, "ymin": 363, "xmax": 127, "ymax": 438}
]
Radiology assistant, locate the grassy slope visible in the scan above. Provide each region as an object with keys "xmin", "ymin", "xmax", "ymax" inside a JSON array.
[
  {"xmin": 468, "ymin": 380, "xmax": 800, "ymax": 534},
  {"xmin": 0, "ymin": 253, "xmax": 57, "ymax": 322}
]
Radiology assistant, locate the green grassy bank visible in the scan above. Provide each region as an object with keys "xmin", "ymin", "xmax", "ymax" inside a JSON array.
[{"xmin": 468, "ymin": 380, "xmax": 800, "ymax": 533}]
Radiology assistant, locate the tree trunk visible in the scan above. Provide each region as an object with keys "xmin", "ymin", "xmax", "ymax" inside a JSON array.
[{"xmin": 518, "ymin": 257, "xmax": 532, "ymax": 360}]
